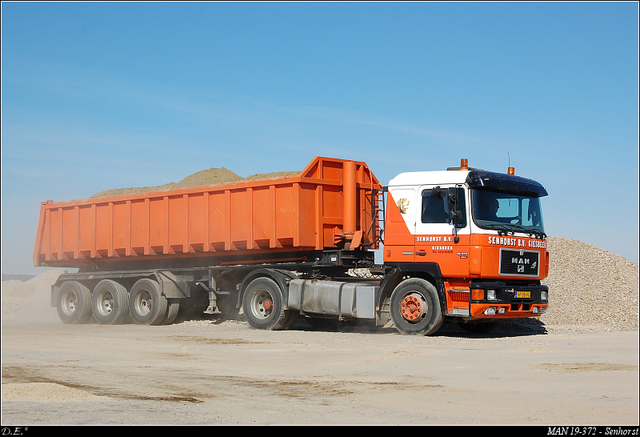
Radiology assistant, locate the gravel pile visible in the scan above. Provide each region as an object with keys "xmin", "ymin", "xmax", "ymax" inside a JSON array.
[
  {"xmin": 538, "ymin": 236, "xmax": 638, "ymax": 331},
  {"xmin": 2, "ymin": 269, "xmax": 67, "ymax": 325},
  {"xmin": 2, "ymin": 237, "xmax": 638, "ymax": 332},
  {"xmin": 91, "ymin": 169, "xmax": 300, "ymax": 198}
]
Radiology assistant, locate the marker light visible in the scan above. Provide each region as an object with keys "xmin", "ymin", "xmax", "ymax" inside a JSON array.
[{"xmin": 487, "ymin": 289, "xmax": 497, "ymax": 301}]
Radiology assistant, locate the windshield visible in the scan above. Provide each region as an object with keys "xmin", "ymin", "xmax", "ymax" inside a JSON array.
[{"xmin": 471, "ymin": 189, "xmax": 545, "ymax": 237}]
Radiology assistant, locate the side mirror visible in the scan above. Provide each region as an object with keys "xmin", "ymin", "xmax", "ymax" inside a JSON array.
[
  {"xmin": 447, "ymin": 193, "xmax": 457, "ymax": 210},
  {"xmin": 450, "ymin": 209, "xmax": 463, "ymax": 224}
]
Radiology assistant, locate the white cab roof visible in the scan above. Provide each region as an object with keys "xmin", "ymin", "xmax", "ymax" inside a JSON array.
[{"xmin": 388, "ymin": 170, "xmax": 470, "ymax": 187}]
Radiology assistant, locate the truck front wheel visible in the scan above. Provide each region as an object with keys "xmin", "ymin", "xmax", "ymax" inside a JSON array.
[
  {"xmin": 242, "ymin": 277, "xmax": 296, "ymax": 330},
  {"xmin": 390, "ymin": 278, "xmax": 443, "ymax": 335}
]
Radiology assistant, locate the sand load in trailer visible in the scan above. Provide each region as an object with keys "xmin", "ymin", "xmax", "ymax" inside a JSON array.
[{"xmin": 33, "ymin": 157, "xmax": 383, "ymax": 270}]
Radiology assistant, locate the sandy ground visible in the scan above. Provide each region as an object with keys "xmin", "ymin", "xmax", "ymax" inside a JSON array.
[{"xmin": 1, "ymin": 311, "xmax": 638, "ymax": 426}]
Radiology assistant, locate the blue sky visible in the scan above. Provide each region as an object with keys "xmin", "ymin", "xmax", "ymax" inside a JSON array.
[{"xmin": 2, "ymin": 2, "xmax": 638, "ymax": 275}]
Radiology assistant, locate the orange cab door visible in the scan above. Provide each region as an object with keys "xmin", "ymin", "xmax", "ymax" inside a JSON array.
[{"xmin": 414, "ymin": 185, "xmax": 470, "ymax": 279}]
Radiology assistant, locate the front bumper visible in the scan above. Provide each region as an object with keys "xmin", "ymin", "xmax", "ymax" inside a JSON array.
[{"xmin": 468, "ymin": 282, "xmax": 548, "ymax": 319}]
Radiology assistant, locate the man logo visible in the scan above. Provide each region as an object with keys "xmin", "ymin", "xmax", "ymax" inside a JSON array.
[{"xmin": 501, "ymin": 249, "xmax": 539, "ymax": 276}]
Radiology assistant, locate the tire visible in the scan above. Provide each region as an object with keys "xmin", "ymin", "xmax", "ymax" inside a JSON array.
[
  {"xmin": 129, "ymin": 278, "xmax": 168, "ymax": 325},
  {"xmin": 56, "ymin": 281, "xmax": 93, "ymax": 324},
  {"xmin": 242, "ymin": 277, "xmax": 294, "ymax": 330},
  {"xmin": 281, "ymin": 309, "xmax": 300, "ymax": 329},
  {"xmin": 91, "ymin": 280, "xmax": 130, "ymax": 325},
  {"xmin": 389, "ymin": 278, "xmax": 444, "ymax": 335},
  {"xmin": 162, "ymin": 299, "xmax": 180, "ymax": 325}
]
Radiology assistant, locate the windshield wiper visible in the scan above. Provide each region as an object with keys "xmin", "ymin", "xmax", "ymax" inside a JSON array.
[
  {"xmin": 480, "ymin": 223, "xmax": 515, "ymax": 235},
  {"xmin": 508, "ymin": 224, "xmax": 547, "ymax": 239},
  {"xmin": 481, "ymin": 223, "xmax": 547, "ymax": 239}
]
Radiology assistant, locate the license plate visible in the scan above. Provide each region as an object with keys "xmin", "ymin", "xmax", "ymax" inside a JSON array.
[{"xmin": 516, "ymin": 291, "xmax": 531, "ymax": 299}]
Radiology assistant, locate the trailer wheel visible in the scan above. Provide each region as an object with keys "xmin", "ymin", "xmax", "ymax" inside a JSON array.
[
  {"xmin": 389, "ymin": 278, "xmax": 443, "ymax": 335},
  {"xmin": 280, "ymin": 308, "xmax": 300, "ymax": 330},
  {"xmin": 242, "ymin": 277, "xmax": 292, "ymax": 330},
  {"xmin": 162, "ymin": 299, "xmax": 180, "ymax": 325},
  {"xmin": 91, "ymin": 280, "xmax": 130, "ymax": 325},
  {"xmin": 129, "ymin": 278, "xmax": 168, "ymax": 325},
  {"xmin": 56, "ymin": 281, "xmax": 93, "ymax": 324}
]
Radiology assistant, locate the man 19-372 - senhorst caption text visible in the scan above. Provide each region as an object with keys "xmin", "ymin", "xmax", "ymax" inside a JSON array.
[{"xmin": 548, "ymin": 428, "xmax": 639, "ymax": 436}]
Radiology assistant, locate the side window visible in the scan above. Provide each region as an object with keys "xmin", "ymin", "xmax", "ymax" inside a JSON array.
[
  {"xmin": 421, "ymin": 190, "xmax": 449, "ymax": 223},
  {"xmin": 421, "ymin": 187, "xmax": 467, "ymax": 227}
]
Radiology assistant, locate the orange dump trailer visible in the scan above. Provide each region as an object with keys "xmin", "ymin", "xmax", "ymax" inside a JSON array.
[{"xmin": 34, "ymin": 157, "xmax": 382, "ymax": 270}]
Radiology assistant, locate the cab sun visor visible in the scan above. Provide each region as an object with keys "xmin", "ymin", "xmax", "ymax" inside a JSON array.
[{"xmin": 466, "ymin": 171, "xmax": 548, "ymax": 197}]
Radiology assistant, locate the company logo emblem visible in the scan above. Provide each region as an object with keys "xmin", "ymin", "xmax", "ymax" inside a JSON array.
[{"xmin": 397, "ymin": 198, "xmax": 410, "ymax": 214}]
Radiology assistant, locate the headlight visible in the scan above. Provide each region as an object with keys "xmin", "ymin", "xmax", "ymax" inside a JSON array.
[
  {"xmin": 541, "ymin": 290, "xmax": 548, "ymax": 301},
  {"xmin": 487, "ymin": 289, "xmax": 497, "ymax": 301}
]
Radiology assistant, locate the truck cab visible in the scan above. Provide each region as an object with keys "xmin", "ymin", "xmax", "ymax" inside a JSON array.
[{"xmin": 381, "ymin": 160, "xmax": 549, "ymax": 333}]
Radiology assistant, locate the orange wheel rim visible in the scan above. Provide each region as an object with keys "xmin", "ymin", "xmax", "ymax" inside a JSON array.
[{"xmin": 400, "ymin": 294, "xmax": 426, "ymax": 322}]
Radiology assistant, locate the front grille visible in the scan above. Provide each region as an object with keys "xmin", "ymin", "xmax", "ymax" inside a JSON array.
[{"xmin": 499, "ymin": 249, "xmax": 540, "ymax": 276}]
